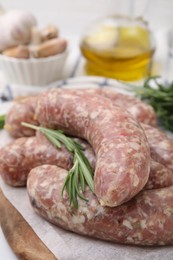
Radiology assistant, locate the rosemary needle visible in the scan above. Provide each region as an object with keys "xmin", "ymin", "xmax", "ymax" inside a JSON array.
[
  {"xmin": 21, "ymin": 122, "xmax": 94, "ymax": 208},
  {"xmin": 0, "ymin": 115, "xmax": 5, "ymax": 129}
]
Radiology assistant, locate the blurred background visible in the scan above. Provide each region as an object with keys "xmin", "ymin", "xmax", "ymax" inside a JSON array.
[
  {"xmin": 1, "ymin": 0, "xmax": 173, "ymax": 35},
  {"xmin": 0, "ymin": 0, "xmax": 173, "ymax": 84}
]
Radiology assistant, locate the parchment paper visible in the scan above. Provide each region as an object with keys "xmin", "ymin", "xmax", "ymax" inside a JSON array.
[{"xmin": 1, "ymin": 108, "xmax": 173, "ymax": 260}]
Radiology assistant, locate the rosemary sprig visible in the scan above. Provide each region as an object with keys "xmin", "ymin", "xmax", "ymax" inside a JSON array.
[
  {"xmin": 0, "ymin": 115, "xmax": 5, "ymax": 129},
  {"xmin": 136, "ymin": 77, "xmax": 173, "ymax": 132},
  {"xmin": 120, "ymin": 76, "xmax": 173, "ymax": 133},
  {"xmin": 21, "ymin": 122, "xmax": 94, "ymax": 208}
]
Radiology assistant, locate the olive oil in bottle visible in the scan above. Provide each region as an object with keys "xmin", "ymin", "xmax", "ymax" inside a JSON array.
[{"xmin": 80, "ymin": 16, "xmax": 155, "ymax": 81}]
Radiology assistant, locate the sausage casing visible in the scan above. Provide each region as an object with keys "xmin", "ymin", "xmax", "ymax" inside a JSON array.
[{"xmin": 27, "ymin": 165, "xmax": 173, "ymax": 246}]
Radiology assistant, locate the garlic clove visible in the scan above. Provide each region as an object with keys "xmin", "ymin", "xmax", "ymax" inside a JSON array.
[
  {"xmin": 3, "ymin": 45, "xmax": 30, "ymax": 59},
  {"xmin": 30, "ymin": 27, "xmax": 42, "ymax": 45},
  {"xmin": 41, "ymin": 24, "xmax": 59, "ymax": 42},
  {"xmin": 30, "ymin": 38, "xmax": 67, "ymax": 58}
]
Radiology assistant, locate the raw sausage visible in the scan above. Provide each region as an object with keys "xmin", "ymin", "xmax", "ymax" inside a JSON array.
[
  {"xmin": 5, "ymin": 96, "xmax": 38, "ymax": 138},
  {"xmin": 80, "ymin": 87, "xmax": 157, "ymax": 126},
  {"xmin": 34, "ymin": 89, "xmax": 150, "ymax": 207},
  {"xmin": 5, "ymin": 88, "xmax": 157, "ymax": 138},
  {"xmin": 0, "ymin": 132, "xmax": 95, "ymax": 186},
  {"xmin": 27, "ymin": 164, "xmax": 173, "ymax": 246},
  {"xmin": 5, "ymin": 95, "xmax": 173, "ymax": 174},
  {"xmin": 4, "ymin": 89, "xmax": 151, "ymax": 207},
  {"xmin": 145, "ymin": 160, "xmax": 173, "ymax": 189},
  {"xmin": 0, "ymin": 133, "xmax": 172, "ymax": 190},
  {"xmin": 142, "ymin": 123, "xmax": 173, "ymax": 171}
]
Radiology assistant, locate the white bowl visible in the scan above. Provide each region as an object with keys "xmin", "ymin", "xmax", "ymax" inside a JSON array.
[{"xmin": 0, "ymin": 49, "xmax": 68, "ymax": 86}]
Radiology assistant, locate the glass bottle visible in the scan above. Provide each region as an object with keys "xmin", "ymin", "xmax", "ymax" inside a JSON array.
[{"xmin": 80, "ymin": 15, "xmax": 155, "ymax": 81}]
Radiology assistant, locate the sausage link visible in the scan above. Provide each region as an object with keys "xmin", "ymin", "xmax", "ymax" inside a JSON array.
[
  {"xmin": 5, "ymin": 96, "xmax": 38, "ymax": 138},
  {"xmin": 27, "ymin": 165, "xmax": 173, "ymax": 246},
  {"xmin": 0, "ymin": 133, "xmax": 173, "ymax": 190},
  {"xmin": 6, "ymin": 97, "xmax": 170, "ymax": 175},
  {"xmin": 142, "ymin": 123, "xmax": 173, "ymax": 171},
  {"xmin": 34, "ymin": 89, "xmax": 150, "ymax": 207},
  {"xmin": 144, "ymin": 160, "xmax": 173, "ymax": 189},
  {"xmin": 0, "ymin": 132, "xmax": 95, "ymax": 186},
  {"xmin": 4, "ymin": 89, "xmax": 151, "ymax": 207},
  {"xmin": 5, "ymin": 88, "xmax": 157, "ymax": 138},
  {"xmin": 82, "ymin": 88, "xmax": 157, "ymax": 126}
]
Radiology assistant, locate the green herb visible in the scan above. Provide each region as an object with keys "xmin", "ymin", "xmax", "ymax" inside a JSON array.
[
  {"xmin": 21, "ymin": 122, "xmax": 94, "ymax": 208},
  {"xmin": 0, "ymin": 115, "xmax": 5, "ymax": 129},
  {"xmin": 122, "ymin": 76, "xmax": 173, "ymax": 132}
]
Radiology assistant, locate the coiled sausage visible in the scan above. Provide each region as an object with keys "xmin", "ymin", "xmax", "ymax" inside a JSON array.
[
  {"xmin": 3, "ymin": 89, "xmax": 151, "ymax": 206},
  {"xmin": 0, "ymin": 133, "xmax": 95, "ymax": 186},
  {"xmin": 34, "ymin": 89, "xmax": 150, "ymax": 207},
  {"xmin": 0, "ymin": 133, "xmax": 172, "ymax": 190},
  {"xmin": 27, "ymin": 164, "xmax": 173, "ymax": 246},
  {"xmin": 5, "ymin": 88, "xmax": 156, "ymax": 138}
]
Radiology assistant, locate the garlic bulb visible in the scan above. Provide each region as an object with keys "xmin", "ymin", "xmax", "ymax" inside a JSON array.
[{"xmin": 0, "ymin": 10, "xmax": 37, "ymax": 52}]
